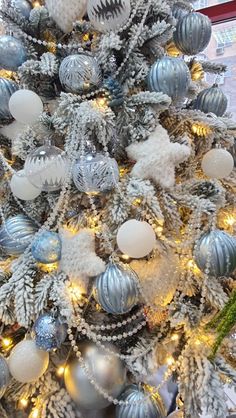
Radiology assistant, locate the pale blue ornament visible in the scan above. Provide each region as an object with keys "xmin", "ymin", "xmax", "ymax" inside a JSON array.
[
  {"xmin": 31, "ymin": 231, "xmax": 62, "ymax": 264},
  {"xmin": 147, "ymin": 57, "xmax": 190, "ymax": 101},
  {"xmin": 0, "ymin": 77, "xmax": 18, "ymax": 121},
  {"xmin": 0, "ymin": 35, "xmax": 27, "ymax": 71},
  {"xmin": 0, "ymin": 215, "xmax": 38, "ymax": 256},
  {"xmin": 11, "ymin": 0, "xmax": 32, "ymax": 18},
  {"xmin": 0, "ymin": 355, "xmax": 10, "ymax": 399},
  {"xmin": 116, "ymin": 385, "xmax": 164, "ymax": 418},
  {"xmin": 34, "ymin": 313, "xmax": 67, "ymax": 352},
  {"xmin": 94, "ymin": 263, "xmax": 139, "ymax": 315},
  {"xmin": 193, "ymin": 84, "xmax": 227, "ymax": 117}
]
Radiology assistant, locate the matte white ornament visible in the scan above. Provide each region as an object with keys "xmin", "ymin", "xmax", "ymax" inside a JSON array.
[
  {"xmin": 87, "ymin": 0, "xmax": 131, "ymax": 32},
  {"xmin": 9, "ymin": 89, "xmax": 43, "ymax": 125},
  {"xmin": 117, "ymin": 219, "xmax": 156, "ymax": 259},
  {"xmin": 201, "ymin": 149, "xmax": 234, "ymax": 179},
  {"xmin": 45, "ymin": 0, "xmax": 87, "ymax": 33},
  {"xmin": 10, "ymin": 170, "xmax": 41, "ymax": 200},
  {"xmin": 8, "ymin": 339, "xmax": 49, "ymax": 383}
]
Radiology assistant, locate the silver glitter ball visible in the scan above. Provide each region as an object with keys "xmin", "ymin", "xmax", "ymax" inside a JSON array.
[
  {"xmin": 59, "ymin": 53, "xmax": 102, "ymax": 94},
  {"xmin": 0, "ymin": 35, "xmax": 27, "ymax": 71},
  {"xmin": 31, "ymin": 231, "xmax": 62, "ymax": 264},
  {"xmin": 173, "ymin": 11, "xmax": 212, "ymax": 55},
  {"xmin": 195, "ymin": 229, "xmax": 236, "ymax": 277},
  {"xmin": 34, "ymin": 313, "xmax": 67, "ymax": 351},
  {"xmin": 11, "ymin": 0, "xmax": 32, "ymax": 18},
  {"xmin": 72, "ymin": 153, "xmax": 119, "ymax": 194},
  {"xmin": 0, "ymin": 77, "xmax": 18, "ymax": 121},
  {"xmin": 0, "ymin": 215, "xmax": 38, "ymax": 256},
  {"xmin": 94, "ymin": 262, "xmax": 139, "ymax": 315},
  {"xmin": 147, "ymin": 57, "xmax": 190, "ymax": 101},
  {"xmin": 0, "ymin": 355, "xmax": 10, "ymax": 399},
  {"xmin": 193, "ymin": 84, "xmax": 227, "ymax": 117},
  {"xmin": 116, "ymin": 385, "xmax": 164, "ymax": 418}
]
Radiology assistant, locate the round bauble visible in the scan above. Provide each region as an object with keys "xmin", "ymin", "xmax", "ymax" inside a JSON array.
[
  {"xmin": 201, "ymin": 149, "xmax": 234, "ymax": 179},
  {"xmin": 194, "ymin": 229, "xmax": 236, "ymax": 277},
  {"xmin": 24, "ymin": 145, "xmax": 68, "ymax": 192},
  {"xmin": 193, "ymin": 85, "xmax": 227, "ymax": 117},
  {"xmin": 172, "ymin": 3, "xmax": 189, "ymax": 20},
  {"xmin": 0, "ymin": 215, "xmax": 38, "ymax": 256},
  {"xmin": 116, "ymin": 385, "xmax": 164, "ymax": 418},
  {"xmin": 11, "ymin": 0, "xmax": 32, "ymax": 18},
  {"xmin": 9, "ymin": 89, "xmax": 43, "ymax": 125},
  {"xmin": 173, "ymin": 11, "xmax": 212, "ymax": 55},
  {"xmin": 117, "ymin": 219, "xmax": 156, "ymax": 259},
  {"xmin": 45, "ymin": 0, "xmax": 87, "ymax": 33},
  {"xmin": 10, "ymin": 170, "xmax": 41, "ymax": 201},
  {"xmin": 0, "ymin": 355, "xmax": 10, "ymax": 399},
  {"xmin": 147, "ymin": 56, "xmax": 190, "ymax": 101},
  {"xmin": 34, "ymin": 313, "xmax": 67, "ymax": 351},
  {"xmin": 64, "ymin": 343, "xmax": 126, "ymax": 410},
  {"xmin": 59, "ymin": 54, "xmax": 102, "ymax": 94},
  {"xmin": 94, "ymin": 262, "xmax": 139, "ymax": 315},
  {"xmin": 73, "ymin": 153, "xmax": 119, "ymax": 193},
  {"xmin": 87, "ymin": 0, "xmax": 131, "ymax": 32},
  {"xmin": 0, "ymin": 35, "xmax": 27, "ymax": 71},
  {"xmin": 8, "ymin": 339, "xmax": 49, "ymax": 383},
  {"xmin": 31, "ymin": 231, "xmax": 62, "ymax": 264},
  {"xmin": 0, "ymin": 77, "xmax": 18, "ymax": 121}
]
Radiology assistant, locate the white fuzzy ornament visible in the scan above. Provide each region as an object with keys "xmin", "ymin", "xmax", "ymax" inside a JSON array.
[
  {"xmin": 126, "ymin": 124, "xmax": 190, "ymax": 189},
  {"xmin": 45, "ymin": 0, "xmax": 87, "ymax": 33},
  {"xmin": 59, "ymin": 228, "xmax": 106, "ymax": 291}
]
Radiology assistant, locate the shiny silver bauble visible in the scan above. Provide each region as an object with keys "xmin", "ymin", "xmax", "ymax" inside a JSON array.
[{"xmin": 193, "ymin": 84, "xmax": 227, "ymax": 117}]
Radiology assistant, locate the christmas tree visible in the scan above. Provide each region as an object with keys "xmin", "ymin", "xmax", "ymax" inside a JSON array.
[{"xmin": 0, "ymin": 0, "xmax": 235, "ymax": 417}]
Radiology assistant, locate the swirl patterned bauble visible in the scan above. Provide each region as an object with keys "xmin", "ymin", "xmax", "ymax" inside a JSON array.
[
  {"xmin": 11, "ymin": 0, "xmax": 32, "ymax": 18},
  {"xmin": 45, "ymin": 0, "xmax": 87, "ymax": 33},
  {"xmin": 59, "ymin": 54, "xmax": 102, "ymax": 94},
  {"xmin": 73, "ymin": 153, "xmax": 119, "ymax": 193},
  {"xmin": 116, "ymin": 385, "xmax": 164, "ymax": 418},
  {"xmin": 33, "ymin": 313, "xmax": 67, "ymax": 351},
  {"xmin": 24, "ymin": 145, "xmax": 68, "ymax": 192},
  {"xmin": 0, "ymin": 355, "xmax": 10, "ymax": 399},
  {"xmin": 31, "ymin": 231, "xmax": 62, "ymax": 264},
  {"xmin": 87, "ymin": 0, "xmax": 131, "ymax": 32},
  {"xmin": 0, "ymin": 215, "xmax": 38, "ymax": 256},
  {"xmin": 94, "ymin": 262, "xmax": 139, "ymax": 315},
  {"xmin": 193, "ymin": 84, "xmax": 227, "ymax": 117},
  {"xmin": 0, "ymin": 77, "xmax": 18, "ymax": 121},
  {"xmin": 64, "ymin": 342, "xmax": 126, "ymax": 410},
  {"xmin": 173, "ymin": 12, "xmax": 212, "ymax": 55},
  {"xmin": 0, "ymin": 35, "xmax": 27, "ymax": 71},
  {"xmin": 195, "ymin": 229, "xmax": 236, "ymax": 277},
  {"xmin": 147, "ymin": 57, "xmax": 190, "ymax": 101}
]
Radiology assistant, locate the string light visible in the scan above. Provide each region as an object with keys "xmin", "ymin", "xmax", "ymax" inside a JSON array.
[
  {"xmin": 33, "ymin": 1, "xmax": 41, "ymax": 7},
  {"xmin": 171, "ymin": 334, "xmax": 179, "ymax": 342},
  {"xmin": 192, "ymin": 123, "xmax": 211, "ymax": 137},
  {"xmin": 92, "ymin": 97, "xmax": 108, "ymax": 111},
  {"xmin": 57, "ymin": 365, "xmax": 65, "ymax": 377},
  {"xmin": 166, "ymin": 356, "xmax": 175, "ymax": 366},
  {"xmin": 19, "ymin": 398, "xmax": 29, "ymax": 408},
  {"xmin": 121, "ymin": 254, "xmax": 130, "ymax": 261},
  {"xmin": 37, "ymin": 262, "xmax": 58, "ymax": 273},
  {"xmin": 2, "ymin": 337, "xmax": 13, "ymax": 349},
  {"xmin": 29, "ymin": 409, "xmax": 40, "ymax": 418},
  {"xmin": 69, "ymin": 283, "xmax": 83, "ymax": 302}
]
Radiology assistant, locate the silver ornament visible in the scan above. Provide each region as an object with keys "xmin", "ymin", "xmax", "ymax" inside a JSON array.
[
  {"xmin": 11, "ymin": 0, "xmax": 32, "ymax": 19},
  {"xmin": 0, "ymin": 215, "xmax": 38, "ymax": 256},
  {"xmin": 193, "ymin": 84, "xmax": 227, "ymax": 117},
  {"xmin": 72, "ymin": 153, "xmax": 119, "ymax": 193},
  {"xmin": 0, "ymin": 77, "xmax": 18, "ymax": 121},
  {"xmin": 64, "ymin": 342, "xmax": 126, "ymax": 410},
  {"xmin": 87, "ymin": 0, "xmax": 131, "ymax": 33},
  {"xmin": 31, "ymin": 231, "xmax": 62, "ymax": 264},
  {"xmin": 172, "ymin": 3, "xmax": 189, "ymax": 20},
  {"xmin": 33, "ymin": 313, "xmax": 67, "ymax": 351},
  {"xmin": 116, "ymin": 385, "xmax": 165, "ymax": 418},
  {"xmin": 147, "ymin": 57, "xmax": 190, "ymax": 101},
  {"xmin": 195, "ymin": 229, "xmax": 236, "ymax": 277},
  {"xmin": 0, "ymin": 35, "xmax": 27, "ymax": 71},
  {"xmin": 173, "ymin": 11, "xmax": 212, "ymax": 55},
  {"xmin": 59, "ymin": 54, "xmax": 102, "ymax": 94},
  {"xmin": 94, "ymin": 262, "xmax": 139, "ymax": 315},
  {"xmin": 0, "ymin": 355, "xmax": 10, "ymax": 399}
]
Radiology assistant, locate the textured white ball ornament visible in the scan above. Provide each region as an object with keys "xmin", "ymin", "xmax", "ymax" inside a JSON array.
[
  {"xmin": 8, "ymin": 339, "xmax": 49, "ymax": 383},
  {"xmin": 87, "ymin": 0, "xmax": 131, "ymax": 32},
  {"xmin": 45, "ymin": 0, "xmax": 87, "ymax": 33},
  {"xmin": 9, "ymin": 89, "xmax": 43, "ymax": 125},
  {"xmin": 201, "ymin": 148, "xmax": 234, "ymax": 179},
  {"xmin": 117, "ymin": 219, "xmax": 156, "ymax": 259},
  {"xmin": 10, "ymin": 170, "xmax": 41, "ymax": 200}
]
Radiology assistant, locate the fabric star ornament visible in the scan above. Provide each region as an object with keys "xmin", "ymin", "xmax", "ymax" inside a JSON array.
[{"xmin": 126, "ymin": 124, "xmax": 191, "ymax": 188}]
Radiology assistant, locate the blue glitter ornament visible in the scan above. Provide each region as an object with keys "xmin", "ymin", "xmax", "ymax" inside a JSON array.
[
  {"xmin": 0, "ymin": 77, "xmax": 18, "ymax": 121},
  {"xmin": 0, "ymin": 215, "xmax": 38, "ymax": 256},
  {"xmin": 11, "ymin": 0, "xmax": 32, "ymax": 18},
  {"xmin": 31, "ymin": 231, "xmax": 62, "ymax": 264},
  {"xmin": 34, "ymin": 313, "xmax": 67, "ymax": 352},
  {"xmin": 0, "ymin": 355, "xmax": 10, "ymax": 399},
  {"xmin": 103, "ymin": 77, "xmax": 124, "ymax": 107},
  {"xmin": 0, "ymin": 35, "xmax": 27, "ymax": 71}
]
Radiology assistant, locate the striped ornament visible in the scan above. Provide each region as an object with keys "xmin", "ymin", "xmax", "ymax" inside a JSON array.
[
  {"xmin": 0, "ymin": 215, "xmax": 38, "ymax": 256},
  {"xmin": 116, "ymin": 385, "xmax": 164, "ymax": 418},
  {"xmin": 0, "ymin": 77, "xmax": 18, "ymax": 121},
  {"xmin": 193, "ymin": 84, "xmax": 227, "ymax": 117}
]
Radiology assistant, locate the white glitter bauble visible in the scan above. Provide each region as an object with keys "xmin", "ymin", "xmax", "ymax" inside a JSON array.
[
  {"xmin": 87, "ymin": 0, "xmax": 131, "ymax": 32},
  {"xmin": 45, "ymin": 0, "xmax": 87, "ymax": 33},
  {"xmin": 117, "ymin": 219, "xmax": 156, "ymax": 259},
  {"xmin": 201, "ymin": 149, "xmax": 234, "ymax": 179},
  {"xmin": 9, "ymin": 89, "xmax": 43, "ymax": 125},
  {"xmin": 10, "ymin": 170, "xmax": 41, "ymax": 200}
]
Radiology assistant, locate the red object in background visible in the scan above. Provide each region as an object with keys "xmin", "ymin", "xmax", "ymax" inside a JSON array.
[{"xmin": 199, "ymin": 0, "xmax": 236, "ymax": 24}]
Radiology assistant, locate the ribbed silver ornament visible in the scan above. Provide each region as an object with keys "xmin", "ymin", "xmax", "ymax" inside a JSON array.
[
  {"xmin": 173, "ymin": 11, "xmax": 212, "ymax": 55},
  {"xmin": 0, "ymin": 215, "xmax": 38, "ymax": 256},
  {"xmin": 0, "ymin": 77, "xmax": 18, "ymax": 120},
  {"xmin": 193, "ymin": 84, "xmax": 227, "ymax": 117},
  {"xmin": 194, "ymin": 229, "xmax": 236, "ymax": 277},
  {"xmin": 94, "ymin": 263, "xmax": 139, "ymax": 315},
  {"xmin": 147, "ymin": 56, "xmax": 190, "ymax": 101}
]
